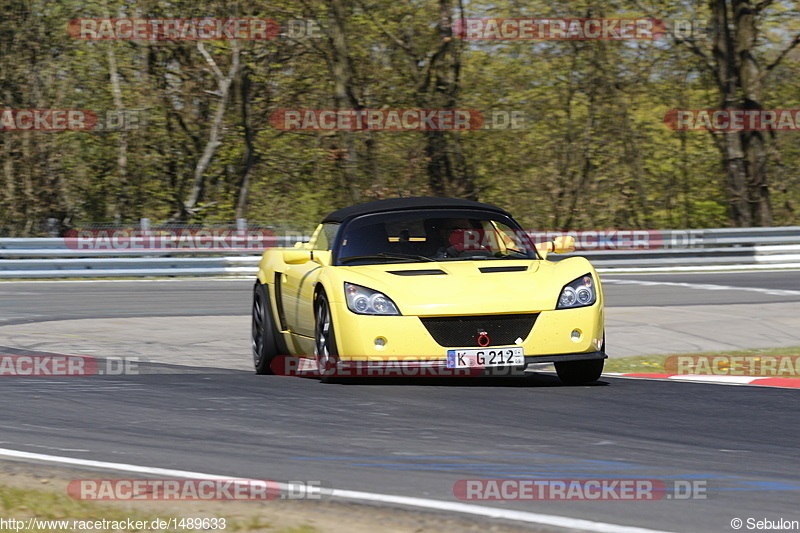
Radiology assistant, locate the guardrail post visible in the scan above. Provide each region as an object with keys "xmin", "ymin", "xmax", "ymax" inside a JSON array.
[{"xmin": 47, "ymin": 218, "xmax": 59, "ymax": 237}]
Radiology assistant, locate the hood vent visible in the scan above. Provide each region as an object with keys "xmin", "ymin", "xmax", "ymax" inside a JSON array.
[
  {"xmin": 479, "ymin": 266, "xmax": 528, "ymax": 273},
  {"xmin": 388, "ymin": 269, "xmax": 446, "ymax": 276}
]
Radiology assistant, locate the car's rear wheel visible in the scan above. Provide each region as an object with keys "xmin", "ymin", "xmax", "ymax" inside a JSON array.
[
  {"xmin": 555, "ymin": 358, "xmax": 604, "ymax": 385},
  {"xmin": 314, "ymin": 291, "xmax": 340, "ymax": 383},
  {"xmin": 252, "ymin": 283, "xmax": 280, "ymax": 375}
]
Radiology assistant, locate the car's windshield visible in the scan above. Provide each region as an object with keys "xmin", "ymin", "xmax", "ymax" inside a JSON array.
[{"xmin": 335, "ymin": 209, "xmax": 539, "ymax": 265}]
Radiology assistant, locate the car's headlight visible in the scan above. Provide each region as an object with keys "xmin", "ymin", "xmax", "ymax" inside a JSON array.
[
  {"xmin": 557, "ymin": 274, "xmax": 596, "ymax": 309},
  {"xmin": 344, "ymin": 283, "xmax": 401, "ymax": 315}
]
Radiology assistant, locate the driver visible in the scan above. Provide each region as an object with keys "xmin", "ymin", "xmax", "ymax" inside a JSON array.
[{"xmin": 428, "ymin": 217, "xmax": 488, "ymax": 258}]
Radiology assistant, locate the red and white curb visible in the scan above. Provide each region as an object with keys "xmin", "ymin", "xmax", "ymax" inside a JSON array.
[{"xmin": 605, "ymin": 372, "xmax": 800, "ymax": 389}]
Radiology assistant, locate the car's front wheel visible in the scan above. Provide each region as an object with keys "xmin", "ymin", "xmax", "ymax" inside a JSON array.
[
  {"xmin": 314, "ymin": 291, "xmax": 340, "ymax": 383},
  {"xmin": 555, "ymin": 358, "xmax": 604, "ymax": 385},
  {"xmin": 252, "ymin": 283, "xmax": 280, "ymax": 375}
]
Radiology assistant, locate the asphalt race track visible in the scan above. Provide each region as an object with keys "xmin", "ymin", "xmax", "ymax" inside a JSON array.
[
  {"xmin": 1, "ymin": 271, "xmax": 799, "ymax": 326},
  {"xmin": 1, "ymin": 271, "xmax": 800, "ymax": 532}
]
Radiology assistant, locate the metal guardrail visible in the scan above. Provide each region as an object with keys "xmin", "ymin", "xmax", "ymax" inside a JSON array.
[
  {"xmin": 0, "ymin": 227, "xmax": 798, "ymax": 278},
  {"xmin": 584, "ymin": 244, "xmax": 800, "ymax": 272}
]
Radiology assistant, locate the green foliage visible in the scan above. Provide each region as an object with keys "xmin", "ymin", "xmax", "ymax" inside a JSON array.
[{"xmin": 0, "ymin": 0, "xmax": 798, "ymax": 232}]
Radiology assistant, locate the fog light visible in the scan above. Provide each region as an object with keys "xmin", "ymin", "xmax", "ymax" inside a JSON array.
[
  {"xmin": 571, "ymin": 329, "xmax": 582, "ymax": 342},
  {"xmin": 374, "ymin": 337, "xmax": 386, "ymax": 350}
]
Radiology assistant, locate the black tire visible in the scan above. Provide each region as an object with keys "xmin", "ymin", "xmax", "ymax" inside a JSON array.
[
  {"xmin": 252, "ymin": 283, "xmax": 280, "ymax": 375},
  {"xmin": 314, "ymin": 291, "xmax": 340, "ymax": 383},
  {"xmin": 555, "ymin": 359, "xmax": 604, "ymax": 385}
]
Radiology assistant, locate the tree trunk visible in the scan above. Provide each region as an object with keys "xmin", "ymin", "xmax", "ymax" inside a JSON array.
[
  {"xmin": 106, "ymin": 43, "xmax": 129, "ymax": 221},
  {"xmin": 420, "ymin": 0, "xmax": 474, "ymax": 199},
  {"xmin": 182, "ymin": 43, "xmax": 240, "ymax": 219},
  {"xmin": 709, "ymin": 0, "xmax": 773, "ymax": 226},
  {"xmin": 328, "ymin": 0, "xmax": 363, "ymax": 203},
  {"xmin": 236, "ymin": 65, "xmax": 258, "ymax": 219},
  {"xmin": 733, "ymin": 0, "xmax": 771, "ymax": 225}
]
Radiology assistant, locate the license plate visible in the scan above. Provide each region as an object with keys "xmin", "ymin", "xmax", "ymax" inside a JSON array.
[{"xmin": 446, "ymin": 347, "xmax": 524, "ymax": 368}]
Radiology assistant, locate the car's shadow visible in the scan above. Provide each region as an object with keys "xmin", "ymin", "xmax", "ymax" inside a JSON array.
[
  {"xmin": 315, "ymin": 373, "xmax": 610, "ymax": 387},
  {"xmin": 121, "ymin": 361, "xmax": 610, "ymax": 387}
]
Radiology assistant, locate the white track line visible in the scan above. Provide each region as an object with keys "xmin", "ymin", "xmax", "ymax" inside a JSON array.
[
  {"xmin": 597, "ymin": 264, "xmax": 800, "ymax": 273},
  {"xmin": 604, "ymin": 269, "xmax": 799, "ymax": 276},
  {"xmin": 0, "ymin": 447, "xmax": 676, "ymax": 533},
  {"xmin": 602, "ymin": 278, "xmax": 800, "ymax": 297}
]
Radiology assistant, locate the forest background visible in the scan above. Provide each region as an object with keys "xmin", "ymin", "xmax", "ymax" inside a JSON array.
[{"xmin": 1, "ymin": 0, "xmax": 799, "ymax": 235}]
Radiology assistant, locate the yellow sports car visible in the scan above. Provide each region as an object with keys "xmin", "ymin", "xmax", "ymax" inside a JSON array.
[{"xmin": 252, "ymin": 197, "xmax": 605, "ymax": 384}]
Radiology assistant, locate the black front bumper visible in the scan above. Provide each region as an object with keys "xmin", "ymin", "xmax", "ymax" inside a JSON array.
[{"xmin": 525, "ymin": 351, "xmax": 607, "ymax": 364}]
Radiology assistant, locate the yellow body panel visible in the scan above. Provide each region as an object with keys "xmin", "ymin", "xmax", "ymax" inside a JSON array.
[
  {"xmin": 327, "ymin": 305, "xmax": 603, "ymax": 361},
  {"xmin": 257, "ymin": 237, "xmax": 605, "ymax": 363}
]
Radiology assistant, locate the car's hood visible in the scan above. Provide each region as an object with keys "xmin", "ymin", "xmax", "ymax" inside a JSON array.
[{"xmin": 340, "ymin": 259, "xmax": 573, "ymax": 315}]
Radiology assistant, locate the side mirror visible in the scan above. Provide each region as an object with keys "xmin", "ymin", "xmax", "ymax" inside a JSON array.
[
  {"xmin": 283, "ymin": 249, "xmax": 311, "ymax": 265},
  {"xmin": 312, "ymin": 250, "xmax": 331, "ymax": 266},
  {"xmin": 552, "ymin": 235, "xmax": 576, "ymax": 254},
  {"xmin": 535, "ymin": 235, "xmax": 575, "ymax": 259}
]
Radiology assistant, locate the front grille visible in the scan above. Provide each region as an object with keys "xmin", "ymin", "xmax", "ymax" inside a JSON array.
[{"xmin": 420, "ymin": 314, "xmax": 538, "ymax": 347}]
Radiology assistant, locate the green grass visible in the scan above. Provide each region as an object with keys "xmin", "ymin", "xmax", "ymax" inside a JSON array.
[
  {"xmin": 0, "ymin": 484, "xmax": 319, "ymax": 532},
  {"xmin": 603, "ymin": 346, "xmax": 800, "ymax": 375},
  {"xmin": 0, "ymin": 485, "xmax": 158, "ymax": 531}
]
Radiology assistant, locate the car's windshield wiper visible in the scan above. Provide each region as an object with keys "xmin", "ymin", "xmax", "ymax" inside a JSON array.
[{"xmin": 339, "ymin": 253, "xmax": 437, "ymax": 264}]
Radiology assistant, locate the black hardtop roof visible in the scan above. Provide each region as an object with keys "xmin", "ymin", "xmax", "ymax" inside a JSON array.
[{"xmin": 321, "ymin": 197, "xmax": 513, "ymax": 224}]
